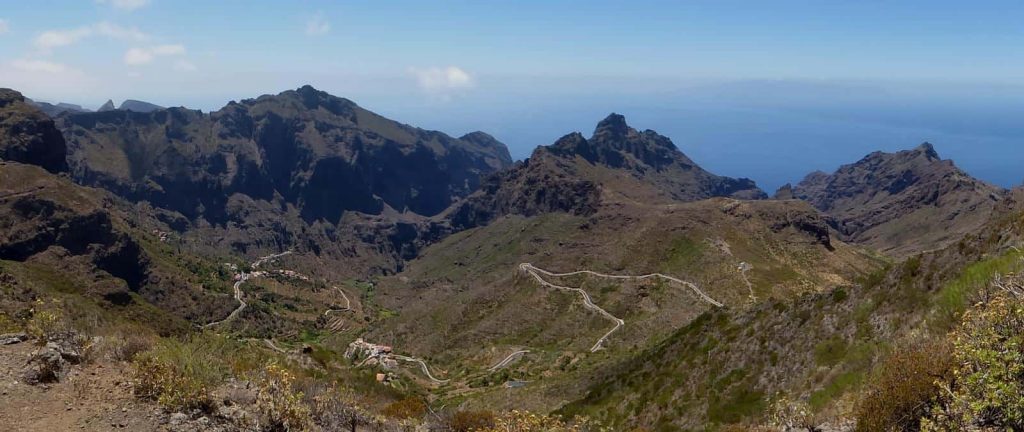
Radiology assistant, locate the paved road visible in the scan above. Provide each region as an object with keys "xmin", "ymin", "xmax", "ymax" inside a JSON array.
[
  {"xmin": 488, "ymin": 350, "xmax": 530, "ymax": 372},
  {"xmin": 324, "ymin": 286, "xmax": 352, "ymax": 315},
  {"xmin": 392, "ymin": 355, "xmax": 451, "ymax": 384},
  {"xmin": 203, "ymin": 251, "xmax": 292, "ymax": 328},
  {"xmin": 520, "ymin": 262, "xmax": 724, "ymax": 352}
]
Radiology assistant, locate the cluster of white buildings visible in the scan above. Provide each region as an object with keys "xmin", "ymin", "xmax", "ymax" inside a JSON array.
[{"xmin": 345, "ymin": 338, "xmax": 398, "ymax": 371}]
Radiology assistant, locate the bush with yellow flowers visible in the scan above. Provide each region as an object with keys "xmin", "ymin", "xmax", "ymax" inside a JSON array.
[
  {"xmin": 471, "ymin": 410, "xmax": 605, "ymax": 432},
  {"xmin": 254, "ymin": 362, "xmax": 312, "ymax": 431}
]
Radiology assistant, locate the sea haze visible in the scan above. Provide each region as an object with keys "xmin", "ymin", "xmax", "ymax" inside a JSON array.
[{"xmin": 373, "ymin": 79, "xmax": 1024, "ymax": 193}]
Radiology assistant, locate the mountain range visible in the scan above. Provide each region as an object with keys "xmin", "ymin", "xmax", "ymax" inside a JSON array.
[{"xmin": 1, "ymin": 85, "xmax": 1020, "ymax": 431}]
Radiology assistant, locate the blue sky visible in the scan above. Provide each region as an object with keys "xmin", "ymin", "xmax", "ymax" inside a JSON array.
[{"xmin": 2, "ymin": 1, "xmax": 1023, "ymax": 191}]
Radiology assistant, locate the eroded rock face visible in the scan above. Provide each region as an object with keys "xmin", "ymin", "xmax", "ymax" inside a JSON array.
[
  {"xmin": 0, "ymin": 89, "xmax": 68, "ymax": 173},
  {"xmin": 61, "ymin": 85, "xmax": 512, "ymax": 225}
]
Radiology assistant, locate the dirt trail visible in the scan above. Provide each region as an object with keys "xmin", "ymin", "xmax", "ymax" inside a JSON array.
[
  {"xmin": 0, "ymin": 342, "xmax": 163, "ymax": 431},
  {"xmin": 520, "ymin": 262, "xmax": 724, "ymax": 352},
  {"xmin": 0, "ymin": 185, "xmax": 46, "ymax": 201},
  {"xmin": 738, "ymin": 262, "xmax": 756, "ymax": 302}
]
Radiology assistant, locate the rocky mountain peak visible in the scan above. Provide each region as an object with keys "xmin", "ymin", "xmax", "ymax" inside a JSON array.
[
  {"xmin": 98, "ymin": 100, "xmax": 116, "ymax": 112},
  {"xmin": 0, "ymin": 88, "xmax": 26, "ymax": 107},
  {"xmin": 60, "ymin": 86, "xmax": 513, "ymax": 224},
  {"xmin": 592, "ymin": 113, "xmax": 632, "ymax": 141},
  {"xmin": 459, "ymin": 131, "xmax": 513, "ymax": 165},
  {"xmin": 913, "ymin": 142, "xmax": 940, "ymax": 160},
  {"xmin": 792, "ymin": 143, "xmax": 1003, "ymax": 256},
  {"xmin": 118, "ymin": 99, "xmax": 164, "ymax": 113},
  {"xmin": 0, "ymin": 88, "xmax": 68, "ymax": 173}
]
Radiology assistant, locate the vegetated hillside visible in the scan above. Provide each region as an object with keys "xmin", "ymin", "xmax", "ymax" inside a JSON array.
[
  {"xmin": 787, "ymin": 143, "xmax": 1004, "ymax": 257},
  {"xmin": 560, "ymin": 189, "xmax": 1024, "ymax": 430},
  {"xmin": 0, "ymin": 89, "xmax": 68, "ymax": 173},
  {"xmin": 363, "ymin": 194, "xmax": 880, "ymax": 410},
  {"xmin": 447, "ymin": 114, "xmax": 765, "ymax": 229}
]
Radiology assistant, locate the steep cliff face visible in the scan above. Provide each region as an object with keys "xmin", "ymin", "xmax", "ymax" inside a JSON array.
[
  {"xmin": 448, "ymin": 114, "xmax": 765, "ymax": 229},
  {"xmin": 791, "ymin": 143, "xmax": 1004, "ymax": 256},
  {"xmin": 0, "ymin": 162, "xmax": 235, "ymax": 329},
  {"xmin": 0, "ymin": 89, "xmax": 68, "ymax": 174},
  {"xmin": 62, "ymin": 85, "xmax": 512, "ymax": 224}
]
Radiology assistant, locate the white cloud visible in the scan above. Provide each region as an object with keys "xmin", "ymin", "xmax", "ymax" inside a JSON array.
[
  {"xmin": 173, "ymin": 59, "xmax": 196, "ymax": 72},
  {"xmin": 123, "ymin": 48, "xmax": 153, "ymax": 65},
  {"xmin": 94, "ymin": 21, "xmax": 148, "ymax": 41},
  {"xmin": 0, "ymin": 58, "xmax": 94, "ymax": 100},
  {"xmin": 0, "ymin": 19, "xmax": 9, "ymax": 35},
  {"xmin": 34, "ymin": 26, "xmax": 93, "ymax": 50},
  {"xmin": 410, "ymin": 66, "xmax": 475, "ymax": 95},
  {"xmin": 151, "ymin": 44, "xmax": 185, "ymax": 55},
  {"xmin": 123, "ymin": 44, "xmax": 186, "ymax": 65},
  {"xmin": 11, "ymin": 59, "xmax": 68, "ymax": 73},
  {"xmin": 33, "ymin": 21, "xmax": 148, "ymax": 52},
  {"xmin": 305, "ymin": 12, "xmax": 330, "ymax": 36},
  {"xmin": 96, "ymin": 0, "xmax": 151, "ymax": 11}
]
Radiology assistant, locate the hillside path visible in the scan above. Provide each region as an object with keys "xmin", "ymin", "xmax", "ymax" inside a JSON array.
[{"xmin": 519, "ymin": 262, "xmax": 723, "ymax": 352}]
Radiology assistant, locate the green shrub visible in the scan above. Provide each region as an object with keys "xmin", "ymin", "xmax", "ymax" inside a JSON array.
[
  {"xmin": 132, "ymin": 334, "xmax": 235, "ymax": 412},
  {"xmin": 923, "ymin": 294, "xmax": 1024, "ymax": 430},
  {"xmin": 813, "ymin": 336, "xmax": 848, "ymax": 367}
]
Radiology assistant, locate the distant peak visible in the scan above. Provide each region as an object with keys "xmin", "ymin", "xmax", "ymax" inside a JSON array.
[
  {"xmin": 98, "ymin": 99, "xmax": 116, "ymax": 112},
  {"xmin": 296, "ymin": 84, "xmax": 321, "ymax": 95},
  {"xmin": 593, "ymin": 113, "xmax": 630, "ymax": 139},
  {"xmin": 460, "ymin": 131, "xmax": 497, "ymax": 142},
  {"xmin": 913, "ymin": 142, "xmax": 940, "ymax": 160}
]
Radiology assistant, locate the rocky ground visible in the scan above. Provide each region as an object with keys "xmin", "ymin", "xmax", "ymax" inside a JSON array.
[{"xmin": 0, "ymin": 336, "xmax": 245, "ymax": 432}]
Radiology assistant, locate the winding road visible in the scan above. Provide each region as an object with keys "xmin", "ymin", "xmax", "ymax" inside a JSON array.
[
  {"xmin": 324, "ymin": 286, "xmax": 352, "ymax": 315},
  {"xmin": 519, "ymin": 262, "xmax": 724, "ymax": 352},
  {"xmin": 203, "ymin": 271, "xmax": 254, "ymax": 328},
  {"xmin": 392, "ymin": 355, "xmax": 451, "ymax": 384},
  {"xmin": 488, "ymin": 350, "xmax": 530, "ymax": 372}
]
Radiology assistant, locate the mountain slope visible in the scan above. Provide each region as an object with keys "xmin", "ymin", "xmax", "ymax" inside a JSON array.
[
  {"xmin": 0, "ymin": 89, "xmax": 68, "ymax": 173},
  {"xmin": 25, "ymin": 99, "xmax": 90, "ymax": 117},
  {"xmin": 118, "ymin": 99, "xmax": 163, "ymax": 113},
  {"xmin": 358, "ymin": 115, "xmax": 878, "ymax": 407},
  {"xmin": 62, "ymin": 86, "xmax": 511, "ymax": 224},
  {"xmin": 62, "ymin": 85, "xmax": 512, "ymax": 224},
  {"xmin": 788, "ymin": 143, "xmax": 1003, "ymax": 257},
  {"xmin": 449, "ymin": 114, "xmax": 765, "ymax": 229},
  {"xmin": 560, "ymin": 192, "xmax": 1024, "ymax": 430}
]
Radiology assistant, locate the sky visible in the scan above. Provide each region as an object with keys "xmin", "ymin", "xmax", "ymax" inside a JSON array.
[{"xmin": 2, "ymin": 0, "xmax": 1024, "ymax": 191}]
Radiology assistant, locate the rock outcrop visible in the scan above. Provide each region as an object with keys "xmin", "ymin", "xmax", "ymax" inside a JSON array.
[
  {"xmin": 0, "ymin": 89, "xmax": 68, "ymax": 173},
  {"xmin": 118, "ymin": 99, "xmax": 164, "ymax": 113},
  {"xmin": 448, "ymin": 113, "xmax": 765, "ymax": 229}
]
